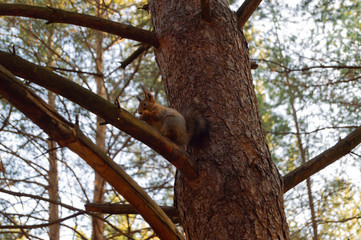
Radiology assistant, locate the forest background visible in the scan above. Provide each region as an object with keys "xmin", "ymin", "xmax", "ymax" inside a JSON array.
[{"xmin": 0, "ymin": 0, "xmax": 360, "ymax": 239}]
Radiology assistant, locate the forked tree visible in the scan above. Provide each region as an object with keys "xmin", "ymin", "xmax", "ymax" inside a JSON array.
[{"xmin": 0, "ymin": 1, "xmax": 360, "ymax": 239}]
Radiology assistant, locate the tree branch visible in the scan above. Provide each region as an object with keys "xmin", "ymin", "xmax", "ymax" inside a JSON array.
[
  {"xmin": 0, "ymin": 188, "xmax": 85, "ymax": 212},
  {"xmin": 201, "ymin": 0, "xmax": 212, "ymax": 22},
  {"xmin": 0, "ymin": 212, "xmax": 84, "ymax": 229},
  {"xmin": 236, "ymin": 0, "xmax": 262, "ymax": 27},
  {"xmin": 0, "ymin": 188, "xmax": 139, "ymax": 238},
  {"xmin": 0, "ymin": 4, "xmax": 159, "ymax": 47},
  {"xmin": 283, "ymin": 125, "xmax": 361, "ymax": 193},
  {"xmin": 85, "ymin": 203, "xmax": 179, "ymax": 223},
  {"xmin": 250, "ymin": 61, "xmax": 258, "ymax": 69},
  {"xmin": 120, "ymin": 44, "xmax": 151, "ymax": 69},
  {"xmin": 0, "ymin": 50, "xmax": 198, "ymax": 181},
  {"xmin": 0, "ymin": 65, "xmax": 183, "ymax": 240}
]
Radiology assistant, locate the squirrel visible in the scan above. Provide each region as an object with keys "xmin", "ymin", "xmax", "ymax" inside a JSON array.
[{"xmin": 137, "ymin": 85, "xmax": 208, "ymax": 148}]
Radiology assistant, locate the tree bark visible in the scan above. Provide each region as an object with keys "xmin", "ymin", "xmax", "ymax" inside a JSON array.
[{"xmin": 149, "ymin": 0, "xmax": 289, "ymax": 239}]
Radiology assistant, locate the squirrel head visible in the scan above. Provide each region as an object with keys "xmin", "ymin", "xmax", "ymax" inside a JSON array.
[{"xmin": 137, "ymin": 85, "xmax": 156, "ymax": 115}]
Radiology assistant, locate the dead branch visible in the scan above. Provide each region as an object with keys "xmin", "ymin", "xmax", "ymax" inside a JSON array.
[
  {"xmin": 201, "ymin": 0, "xmax": 212, "ymax": 22},
  {"xmin": 0, "ymin": 188, "xmax": 133, "ymax": 238},
  {"xmin": 0, "ymin": 212, "xmax": 84, "ymax": 229},
  {"xmin": 236, "ymin": 0, "xmax": 262, "ymax": 27},
  {"xmin": 283, "ymin": 125, "xmax": 361, "ymax": 193},
  {"xmin": 120, "ymin": 44, "xmax": 151, "ymax": 69},
  {"xmin": 85, "ymin": 203, "xmax": 180, "ymax": 223},
  {"xmin": 0, "ymin": 65, "xmax": 183, "ymax": 240},
  {"xmin": 0, "ymin": 4, "xmax": 159, "ymax": 47},
  {"xmin": 250, "ymin": 61, "xmax": 258, "ymax": 69},
  {"xmin": 0, "ymin": 50, "xmax": 198, "ymax": 181}
]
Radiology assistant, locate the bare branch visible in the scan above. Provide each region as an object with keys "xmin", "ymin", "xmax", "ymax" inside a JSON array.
[
  {"xmin": 261, "ymin": 59, "xmax": 361, "ymax": 73},
  {"xmin": 0, "ymin": 188, "xmax": 84, "ymax": 214},
  {"xmin": 250, "ymin": 61, "xmax": 258, "ymax": 69},
  {"xmin": 283, "ymin": 125, "xmax": 361, "ymax": 193},
  {"xmin": 120, "ymin": 44, "xmax": 151, "ymax": 69},
  {"xmin": 201, "ymin": 0, "xmax": 212, "ymax": 22},
  {"xmin": 0, "ymin": 4, "xmax": 159, "ymax": 47},
  {"xmin": 236, "ymin": 0, "xmax": 262, "ymax": 27},
  {"xmin": 0, "ymin": 65, "xmax": 183, "ymax": 240},
  {"xmin": 318, "ymin": 215, "xmax": 361, "ymax": 224},
  {"xmin": 0, "ymin": 212, "xmax": 84, "ymax": 230},
  {"xmin": 85, "ymin": 203, "xmax": 179, "ymax": 223},
  {"xmin": 0, "ymin": 50, "xmax": 198, "ymax": 181},
  {"xmin": 0, "ymin": 189, "xmax": 134, "ymax": 238}
]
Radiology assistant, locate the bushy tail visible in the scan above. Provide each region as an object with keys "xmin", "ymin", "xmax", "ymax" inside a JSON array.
[{"xmin": 181, "ymin": 106, "xmax": 209, "ymax": 146}]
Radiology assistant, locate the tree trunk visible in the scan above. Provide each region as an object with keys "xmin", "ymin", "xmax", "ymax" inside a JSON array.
[
  {"xmin": 92, "ymin": 2, "xmax": 106, "ymax": 239},
  {"xmin": 48, "ymin": 91, "xmax": 60, "ymax": 240},
  {"xmin": 148, "ymin": 0, "xmax": 290, "ymax": 239}
]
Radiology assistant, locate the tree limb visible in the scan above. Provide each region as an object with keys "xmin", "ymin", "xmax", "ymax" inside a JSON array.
[
  {"xmin": 0, "ymin": 4, "xmax": 159, "ymax": 47},
  {"xmin": 250, "ymin": 61, "xmax": 258, "ymax": 69},
  {"xmin": 0, "ymin": 65, "xmax": 183, "ymax": 240},
  {"xmin": 236, "ymin": 0, "xmax": 262, "ymax": 27},
  {"xmin": 120, "ymin": 44, "xmax": 151, "ymax": 69},
  {"xmin": 201, "ymin": 0, "xmax": 212, "ymax": 22},
  {"xmin": 283, "ymin": 125, "xmax": 361, "ymax": 193},
  {"xmin": 0, "ymin": 50, "xmax": 198, "ymax": 181},
  {"xmin": 85, "ymin": 203, "xmax": 180, "ymax": 223},
  {"xmin": 0, "ymin": 212, "xmax": 84, "ymax": 229}
]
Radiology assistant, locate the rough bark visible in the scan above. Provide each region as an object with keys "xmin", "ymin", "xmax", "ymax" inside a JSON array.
[{"xmin": 149, "ymin": 0, "xmax": 289, "ymax": 239}]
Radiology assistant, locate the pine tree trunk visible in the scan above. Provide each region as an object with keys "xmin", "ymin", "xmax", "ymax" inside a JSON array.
[{"xmin": 148, "ymin": 0, "xmax": 290, "ymax": 239}]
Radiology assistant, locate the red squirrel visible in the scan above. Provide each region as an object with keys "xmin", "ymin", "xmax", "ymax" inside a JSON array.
[{"xmin": 137, "ymin": 85, "xmax": 208, "ymax": 148}]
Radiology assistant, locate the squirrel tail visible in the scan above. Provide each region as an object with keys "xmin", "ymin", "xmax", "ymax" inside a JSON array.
[{"xmin": 181, "ymin": 106, "xmax": 209, "ymax": 146}]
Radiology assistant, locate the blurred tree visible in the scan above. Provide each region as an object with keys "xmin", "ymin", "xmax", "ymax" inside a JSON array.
[{"xmin": 250, "ymin": 0, "xmax": 361, "ymax": 239}]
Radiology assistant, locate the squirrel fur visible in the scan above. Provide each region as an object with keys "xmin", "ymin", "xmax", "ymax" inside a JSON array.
[{"xmin": 137, "ymin": 85, "xmax": 208, "ymax": 148}]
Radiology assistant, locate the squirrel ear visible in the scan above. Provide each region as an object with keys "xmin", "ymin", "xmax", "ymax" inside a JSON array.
[
  {"xmin": 140, "ymin": 84, "xmax": 149, "ymax": 93},
  {"xmin": 136, "ymin": 96, "xmax": 142, "ymax": 102},
  {"xmin": 145, "ymin": 92, "xmax": 155, "ymax": 102},
  {"xmin": 140, "ymin": 84, "xmax": 155, "ymax": 102}
]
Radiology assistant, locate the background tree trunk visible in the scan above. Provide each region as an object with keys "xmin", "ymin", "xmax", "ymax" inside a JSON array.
[
  {"xmin": 149, "ymin": 0, "xmax": 290, "ymax": 239},
  {"xmin": 48, "ymin": 91, "xmax": 60, "ymax": 240},
  {"xmin": 92, "ymin": 2, "xmax": 106, "ymax": 239}
]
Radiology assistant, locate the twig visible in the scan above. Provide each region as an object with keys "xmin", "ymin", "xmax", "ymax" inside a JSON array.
[{"xmin": 0, "ymin": 212, "xmax": 85, "ymax": 229}]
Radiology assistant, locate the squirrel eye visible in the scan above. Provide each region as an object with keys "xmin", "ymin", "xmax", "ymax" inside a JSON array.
[{"xmin": 143, "ymin": 103, "xmax": 146, "ymax": 106}]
